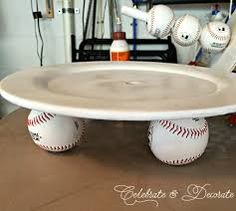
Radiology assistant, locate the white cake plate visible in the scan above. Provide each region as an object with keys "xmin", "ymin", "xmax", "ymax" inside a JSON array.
[
  {"xmin": 1, "ymin": 61, "xmax": 236, "ymax": 121},
  {"xmin": 2, "ymin": 61, "xmax": 236, "ymax": 164}
]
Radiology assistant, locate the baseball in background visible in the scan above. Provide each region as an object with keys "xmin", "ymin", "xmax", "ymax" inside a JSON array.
[{"xmin": 0, "ymin": 1, "xmax": 231, "ymax": 117}]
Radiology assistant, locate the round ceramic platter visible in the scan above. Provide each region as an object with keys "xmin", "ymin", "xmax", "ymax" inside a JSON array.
[{"xmin": 1, "ymin": 61, "xmax": 236, "ymax": 120}]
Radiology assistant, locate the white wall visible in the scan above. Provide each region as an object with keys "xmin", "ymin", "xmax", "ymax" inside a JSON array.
[
  {"xmin": 0, "ymin": 0, "xmax": 230, "ymax": 117},
  {"xmin": 0, "ymin": 0, "xmax": 82, "ymax": 117}
]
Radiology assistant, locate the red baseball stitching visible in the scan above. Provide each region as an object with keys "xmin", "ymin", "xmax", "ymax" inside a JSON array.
[
  {"xmin": 173, "ymin": 16, "xmax": 184, "ymax": 45},
  {"xmin": 38, "ymin": 142, "xmax": 76, "ymax": 152},
  {"xmin": 205, "ymin": 22, "xmax": 230, "ymax": 51},
  {"xmin": 34, "ymin": 120, "xmax": 86, "ymax": 152},
  {"xmin": 159, "ymin": 120, "xmax": 208, "ymax": 139},
  {"xmin": 27, "ymin": 113, "xmax": 56, "ymax": 127},
  {"xmin": 162, "ymin": 153, "xmax": 202, "ymax": 165},
  {"xmin": 173, "ymin": 15, "xmax": 201, "ymax": 46},
  {"xmin": 150, "ymin": 8, "xmax": 156, "ymax": 36},
  {"xmin": 162, "ymin": 17, "xmax": 175, "ymax": 38},
  {"xmin": 149, "ymin": 7, "xmax": 174, "ymax": 38},
  {"xmin": 208, "ymin": 23, "xmax": 229, "ymax": 42}
]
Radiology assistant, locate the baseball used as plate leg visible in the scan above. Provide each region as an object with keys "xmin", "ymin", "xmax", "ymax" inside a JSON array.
[
  {"xmin": 27, "ymin": 110, "xmax": 85, "ymax": 152},
  {"xmin": 200, "ymin": 21, "xmax": 231, "ymax": 53},
  {"xmin": 148, "ymin": 118, "xmax": 209, "ymax": 165},
  {"xmin": 172, "ymin": 14, "xmax": 202, "ymax": 47}
]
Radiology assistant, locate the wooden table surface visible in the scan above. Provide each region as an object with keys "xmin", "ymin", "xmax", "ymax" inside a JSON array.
[{"xmin": 0, "ymin": 109, "xmax": 235, "ymax": 211}]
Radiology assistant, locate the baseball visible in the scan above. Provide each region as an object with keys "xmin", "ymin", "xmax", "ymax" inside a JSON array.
[
  {"xmin": 200, "ymin": 21, "xmax": 231, "ymax": 53},
  {"xmin": 148, "ymin": 118, "xmax": 209, "ymax": 165},
  {"xmin": 147, "ymin": 5, "xmax": 175, "ymax": 38},
  {"xmin": 121, "ymin": 5, "xmax": 175, "ymax": 39},
  {"xmin": 27, "ymin": 110, "xmax": 85, "ymax": 152},
  {"xmin": 172, "ymin": 15, "xmax": 202, "ymax": 46}
]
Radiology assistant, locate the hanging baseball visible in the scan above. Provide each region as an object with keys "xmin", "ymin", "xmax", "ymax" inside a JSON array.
[
  {"xmin": 146, "ymin": 5, "xmax": 175, "ymax": 38},
  {"xmin": 148, "ymin": 118, "xmax": 209, "ymax": 165},
  {"xmin": 122, "ymin": 5, "xmax": 175, "ymax": 39},
  {"xmin": 27, "ymin": 110, "xmax": 85, "ymax": 152},
  {"xmin": 172, "ymin": 14, "xmax": 202, "ymax": 46},
  {"xmin": 200, "ymin": 21, "xmax": 231, "ymax": 53}
]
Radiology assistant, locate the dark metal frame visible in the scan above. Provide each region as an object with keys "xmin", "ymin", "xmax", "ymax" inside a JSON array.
[{"xmin": 71, "ymin": 35, "xmax": 177, "ymax": 63}]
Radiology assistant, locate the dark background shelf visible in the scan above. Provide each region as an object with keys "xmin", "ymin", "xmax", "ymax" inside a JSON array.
[{"xmin": 71, "ymin": 35, "xmax": 177, "ymax": 63}]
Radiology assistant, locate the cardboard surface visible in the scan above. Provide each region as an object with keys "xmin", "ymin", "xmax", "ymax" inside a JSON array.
[{"xmin": 0, "ymin": 109, "xmax": 235, "ymax": 211}]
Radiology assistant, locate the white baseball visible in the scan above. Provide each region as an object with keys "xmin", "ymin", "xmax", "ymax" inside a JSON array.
[
  {"xmin": 121, "ymin": 5, "xmax": 175, "ymax": 39},
  {"xmin": 148, "ymin": 118, "xmax": 209, "ymax": 165},
  {"xmin": 147, "ymin": 5, "xmax": 175, "ymax": 39},
  {"xmin": 200, "ymin": 21, "xmax": 231, "ymax": 53},
  {"xmin": 172, "ymin": 15, "xmax": 202, "ymax": 47},
  {"xmin": 27, "ymin": 110, "xmax": 85, "ymax": 152}
]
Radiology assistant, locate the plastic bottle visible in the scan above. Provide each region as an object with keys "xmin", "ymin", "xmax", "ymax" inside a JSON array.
[{"xmin": 110, "ymin": 32, "xmax": 130, "ymax": 61}]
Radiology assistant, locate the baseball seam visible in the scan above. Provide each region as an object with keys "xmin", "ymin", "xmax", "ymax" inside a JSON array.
[
  {"xmin": 208, "ymin": 24, "xmax": 229, "ymax": 41},
  {"xmin": 75, "ymin": 120, "xmax": 86, "ymax": 145},
  {"xmin": 173, "ymin": 16, "xmax": 185, "ymax": 46},
  {"xmin": 173, "ymin": 15, "xmax": 201, "ymax": 46},
  {"xmin": 161, "ymin": 16, "xmax": 175, "ymax": 38},
  {"xmin": 162, "ymin": 153, "xmax": 202, "ymax": 165},
  {"xmin": 28, "ymin": 112, "xmax": 56, "ymax": 126},
  {"xmin": 38, "ymin": 142, "xmax": 77, "ymax": 152},
  {"xmin": 159, "ymin": 120, "xmax": 208, "ymax": 139},
  {"xmin": 35, "ymin": 120, "xmax": 86, "ymax": 152},
  {"xmin": 150, "ymin": 9, "xmax": 157, "ymax": 36},
  {"xmin": 149, "ymin": 8, "xmax": 174, "ymax": 38}
]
